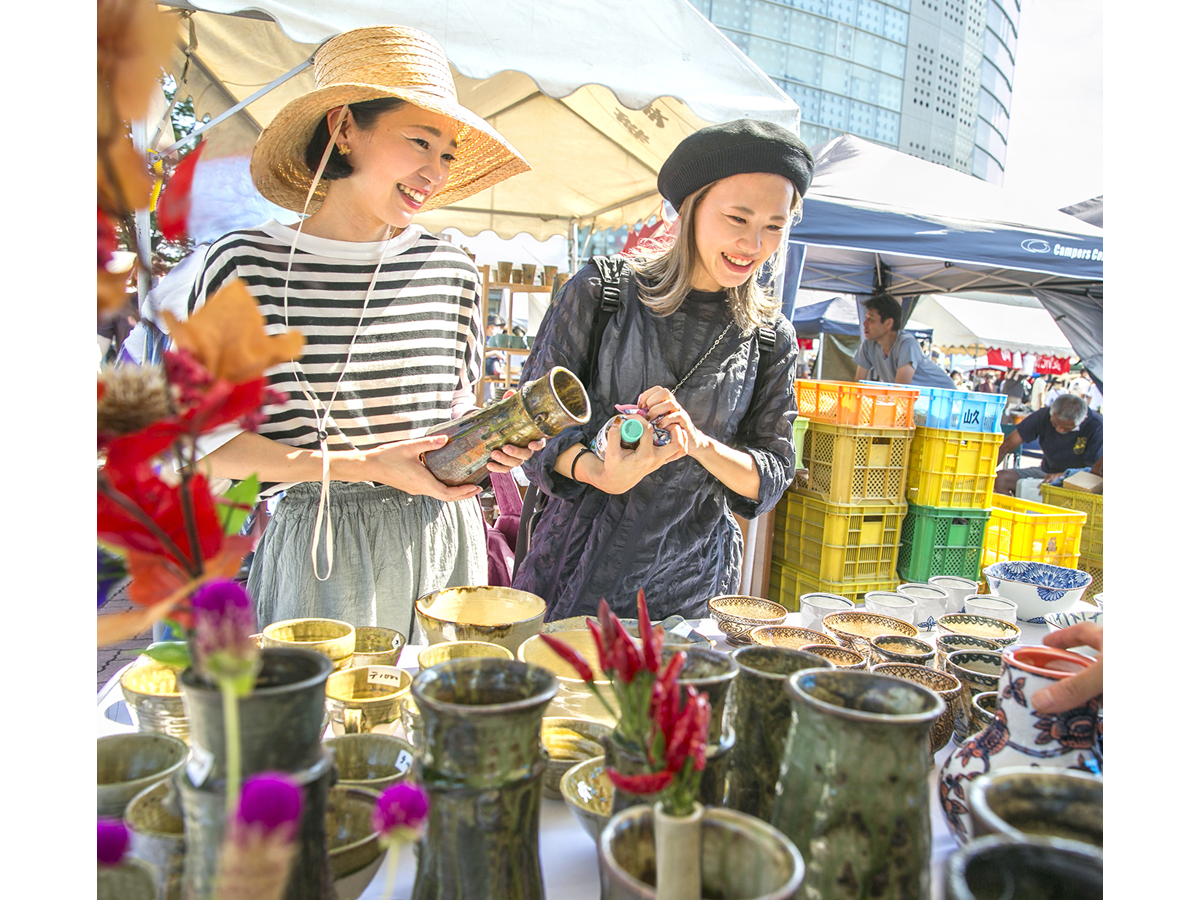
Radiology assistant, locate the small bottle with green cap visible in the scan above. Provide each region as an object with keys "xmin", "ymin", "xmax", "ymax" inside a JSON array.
[{"xmin": 619, "ymin": 417, "xmax": 644, "ymax": 451}]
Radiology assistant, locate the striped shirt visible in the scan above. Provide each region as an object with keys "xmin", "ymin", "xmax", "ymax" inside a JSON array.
[{"xmin": 187, "ymin": 220, "xmax": 484, "ymax": 496}]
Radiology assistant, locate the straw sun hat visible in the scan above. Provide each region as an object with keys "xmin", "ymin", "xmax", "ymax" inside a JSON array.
[{"xmin": 251, "ymin": 26, "xmax": 530, "ymax": 214}]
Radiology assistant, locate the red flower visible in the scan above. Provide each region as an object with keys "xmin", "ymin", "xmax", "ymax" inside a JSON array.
[
  {"xmin": 663, "ymin": 687, "xmax": 709, "ymax": 774},
  {"xmin": 157, "ymin": 142, "xmax": 204, "ymax": 244},
  {"xmin": 538, "ymin": 633, "xmax": 595, "ymax": 683},
  {"xmin": 586, "ymin": 618, "xmax": 612, "ymax": 672},
  {"xmin": 606, "ymin": 768, "xmax": 673, "ymax": 795},
  {"xmin": 637, "ymin": 587, "xmax": 663, "ymax": 674}
]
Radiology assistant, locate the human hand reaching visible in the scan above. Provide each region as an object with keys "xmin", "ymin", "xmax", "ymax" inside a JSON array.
[
  {"xmin": 363, "ymin": 435, "xmax": 483, "ymax": 501},
  {"xmin": 637, "ymin": 385, "xmax": 703, "ymax": 456},
  {"xmin": 1031, "ymin": 623, "xmax": 1103, "ymax": 713}
]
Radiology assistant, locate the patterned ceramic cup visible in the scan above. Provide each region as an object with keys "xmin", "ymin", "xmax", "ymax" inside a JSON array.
[
  {"xmin": 799, "ymin": 593, "xmax": 855, "ymax": 633},
  {"xmin": 896, "ymin": 582, "xmax": 954, "ymax": 633},
  {"xmin": 928, "ymin": 576, "xmax": 980, "ymax": 614}
]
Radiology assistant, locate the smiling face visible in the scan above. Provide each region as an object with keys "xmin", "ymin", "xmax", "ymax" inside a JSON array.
[
  {"xmin": 688, "ymin": 172, "xmax": 794, "ymax": 292},
  {"xmin": 332, "ymin": 103, "xmax": 460, "ymax": 231}
]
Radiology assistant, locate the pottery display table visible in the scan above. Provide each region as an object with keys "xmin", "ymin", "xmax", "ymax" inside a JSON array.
[{"xmin": 98, "ymin": 615, "xmax": 1062, "ymax": 900}]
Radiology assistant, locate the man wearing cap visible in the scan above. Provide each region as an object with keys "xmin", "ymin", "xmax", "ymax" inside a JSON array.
[
  {"xmin": 993, "ymin": 393, "xmax": 1103, "ymax": 496},
  {"xmin": 854, "ymin": 294, "xmax": 956, "ymax": 389}
]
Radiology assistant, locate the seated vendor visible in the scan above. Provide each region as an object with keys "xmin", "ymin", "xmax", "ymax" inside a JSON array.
[
  {"xmin": 853, "ymin": 295, "xmax": 956, "ymax": 389},
  {"xmin": 994, "ymin": 394, "xmax": 1102, "ymax": 496}
]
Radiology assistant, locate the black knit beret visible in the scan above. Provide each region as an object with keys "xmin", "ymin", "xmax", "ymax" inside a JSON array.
[{"xmin": 657, "ymin": 119, "xmax": 815, "ymax": 210}]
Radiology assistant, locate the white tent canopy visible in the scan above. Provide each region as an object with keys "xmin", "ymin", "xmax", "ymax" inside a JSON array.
[
  {"xmin": 157, "ymin": 1, "xmax": 800, "ymax": 240},
  {"xmin": 912, "ymin": 292, "xmax": 1075, "ymax": 358}
]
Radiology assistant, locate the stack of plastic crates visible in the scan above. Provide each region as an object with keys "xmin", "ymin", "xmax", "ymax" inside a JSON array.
[
  {"xmin": 770, "ymin": 380, "xmax": 918, "ymax": 609},
  {"xmin": 897, "ymin": 391, "xmax": 1005, "ymax": 582},
  {"xmin": 1040, "ymin": 484, "xmax": 1103, "ymax": 603},
  {"xmin": 980, "ymin": 494, "xmax": 1087, "ymax": 571}
]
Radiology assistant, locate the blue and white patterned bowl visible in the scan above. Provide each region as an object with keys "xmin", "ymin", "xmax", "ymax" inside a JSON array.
[
  {"xmin": 982, "ymin": 562, "xmax": 1093, "ymax": 624},
  {"xmin": 1042, "ymin": 609, "xmax": 1104, "ymax": 632}
]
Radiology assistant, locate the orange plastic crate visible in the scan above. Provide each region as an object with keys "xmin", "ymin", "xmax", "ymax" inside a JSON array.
[
  {"xmin": 980, "ymin": 495, "xmax": 1086, "ymax": 569},
  {"xmin": 795, "ymin": 379, "xmax": 920, "ymax": 429}
]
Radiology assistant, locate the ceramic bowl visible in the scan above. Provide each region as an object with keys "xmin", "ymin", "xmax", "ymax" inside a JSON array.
[
  {"xmin": 823, "ymin": 610, "xmax": 919, "ymax": 657},
  {"xmin": 937, "ymin": 613, "xmax": 1021, "ymax": 647},
  {"xmin": 708, "ymin": 595, "xmax": 788, "ymax": 644},
  {"xmin": 120, "ymin": 660, "xmax": 189, "ymax": 744},
  {"xmin": 417, "ymin": 640, "xmax": 514, "ymax": 671},
  {"xmin": 262, "ymin": 618, "xmax": 356, "ymax": 669},
  {"xmin": 970, "ymin": 691, "xmax": 998, "ymax": 734},
  {"xmin": 415, "ymin": 586, "xmax": 547, "ymax": 652},
  {"xmin": 945, "ymin": 649, "xmax": 1004, "ymax": 699},
  {"xmin": 325, "ymin": 665, "xmax": 412, "ymax": 737},
  {"xmin": 869, "ymin": 634, "xmax": 936, "ymax": 667},
  {"xmin": 97, "ymin": 733, "xmax": 189, "ymax": 818},
  {"xmin": 799, "ymin": 643, "xmax": 867, "ymax": 670},
  {"xmin": 350, "ymin": 626, "xmax": 406, "ymax": 668},
  {"xmin": 323, "ymin": 733, "xmax": 415, "ymax": 792},
  {"xmin": 1093, "ymin": 593, "xmax": 1104, "ymax": 609},
  {"xmin": 749, "ymin": 625, "xmax": 837, "ymax": 650},
  {"xmin": 946, "ymin": 835, "xmax": 1103, "ymax": 900},
  {"xmin": 541, "ymin": 717, "xmax": 613, "ymax": 800},
  {"xmin": 870, "ymin": 662, "xmax": 963, "ymax": 754},
  {"xmin": 982, "ymin": 561, "xmax": 1093, "ymax": 624},
  {"xmin": 1042, "ymin": 609, "xmax": 1104, "ymax": 632},
  {"xmin": 123, "ymin": 779, "xmax": 184, "ymax": 900},
  {"xmin": 966, "ymin": 766, "xmax": 1103, "ymax": 848},
  {"xmin": 936, "ymin": 633, "xmax": 1001, "ymax": 671},
  {"xmin": 519, "ymin": 630, "xmax": 611, "ymax": 685},
  {"xmin": 560, "ymin": 756, "xmax": 613, "ymax": 842},
  {"xmin": 326, "ymin": 785, "xmax": 385, "ymax": 882}
]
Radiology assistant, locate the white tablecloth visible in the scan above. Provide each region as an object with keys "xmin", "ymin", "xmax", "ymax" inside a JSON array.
[{"xmin": 98, "ymin": 614, "xmax": 1065, "ymax": 900}]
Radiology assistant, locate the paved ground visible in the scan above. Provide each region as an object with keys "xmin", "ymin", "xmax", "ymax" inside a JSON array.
[{"xmin": 97, "ymin": 580, "xmax": 154, "ymax": 693}]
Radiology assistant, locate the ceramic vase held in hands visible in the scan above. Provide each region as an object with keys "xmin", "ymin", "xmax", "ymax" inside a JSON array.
[
  {"xmin": 938, "ymin": 645, "xmax": 1102, "ymax": 845},
  {"xmin": 771, "ymin": 669, "xmax": 944, "ymax": 900},
  {"xmin": 422, "ymin": 366, "xmax": 591, "ymax": 485}
]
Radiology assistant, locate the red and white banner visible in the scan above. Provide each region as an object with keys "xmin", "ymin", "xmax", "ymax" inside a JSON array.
[{"xmin": 1033, "ymin": 355, "xmax": 1071, "ymax": 375}]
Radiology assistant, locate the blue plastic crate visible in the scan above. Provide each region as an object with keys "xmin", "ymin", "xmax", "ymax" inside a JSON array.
[{"xmin": 862, "ymin": 382, "xmax": 1005, "ymax": 433}]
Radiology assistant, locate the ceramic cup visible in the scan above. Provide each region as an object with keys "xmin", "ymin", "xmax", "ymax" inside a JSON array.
[
  {"xmin": 521, "ymin": 263, "xmax": 537, "ymax": 283},
  {"xmin": 963, "ymin": 594, "xmax": 1018, "ymax": 624},
  {"xmin": 896, "ymin": 582, "xmax": 954, "ymax": 633},
  {"xmin": 928, "ymin": 576, "xmax": 980, "ymax": 614},
  {"xmin": 863, "ymin": 591, "xmax": 918, "ymax": 624},
  {"xmin": 497, "ymin": 261, "xmax": 512, "ymax": 282},
  {"xmin": 326, "ymin": 665, "xmax": 412, "ymax": 736},
  {"xmin": 97, "ymin": 733, "xmax": 189, "ymax": 818},
  {"xmin": 417, "ymin": 640, "xmax": 514, "ymax": 671},
  {"xmin": 262, "ymin": 618, "xmax": 356, "ymax": 670},
  {"xmin": 324, "ymin": 733, "xmax": 415, "ymax": 792},
  {"xmin": 799, "ymin": 592, "xmax": 855, "ymax": 633},
  {"xmin": 350, "ymin": 626, "xmax": 405, "ymax": 668},
  {"xmin": 542, "ymin": 265, "xmax": 558, "ymax": 287}
]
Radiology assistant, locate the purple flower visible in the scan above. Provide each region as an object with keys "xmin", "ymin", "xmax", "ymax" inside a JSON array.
[
  {"xmin": 191, "ymin": 580, "xmax": 259, "ymax": 677},
  {"xmin": 236, "ymin": 773, "xmax": 303, "ymax": 841},
  {"xmin": 98, "ymin": 819, "xmax": 128, "ymax": 866},
  {"xmin": 373, "ymin": 783, "xmax": 430, "ymax": 839}
]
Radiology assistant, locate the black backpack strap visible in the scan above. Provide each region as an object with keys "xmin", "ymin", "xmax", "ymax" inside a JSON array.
[
  {"xmin": 756, "ymin": 324, "xmax": 776, "ymax": 385},
  {"xmin": 587, "ymin": 254, "xmax": 628, "ymax": 387}
]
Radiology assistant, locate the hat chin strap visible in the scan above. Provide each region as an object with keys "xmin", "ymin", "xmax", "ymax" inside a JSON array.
[{"xmin": 280, "ymin": 105, "xmax": 396, "ymax": 582}]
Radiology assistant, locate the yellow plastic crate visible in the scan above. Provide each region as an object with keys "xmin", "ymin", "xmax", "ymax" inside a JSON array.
[
  {"xmin": 772, "ymin": 491, "xmax": 904, "ymax": 582},
  {"xmin": 767, "ymin": 557, "xmax": 897, "ymax": 611},
  {"xmin": 980, "ymin": 495, "xmax": 1086, "ymax": 569},
  {"xmin": 795, "ymin": 379, "xmax": 920, "ymax": 429},
  {"xmin": 1077, "ymin": 554, "xmax": 1103, "ymax": 605},
  {"xmin": 906, "ymin": 427, "xmax": 1002, "ymax": 509},
  {"xmin": 797, "ymin": 421, "xmax": 913, "ymax": 505},
  {"xmin": 1040, "ymin": 485, "xmax": 1103, "ymax": 559}
]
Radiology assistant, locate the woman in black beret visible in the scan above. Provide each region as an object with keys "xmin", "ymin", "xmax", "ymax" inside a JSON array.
[{"xmin": 513, "ymin": 120, "xmax": 814, "ymax": 622}]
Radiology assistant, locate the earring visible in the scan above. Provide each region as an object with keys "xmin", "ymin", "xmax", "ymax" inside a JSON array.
[{"xmin": 336, "ymin": 143, "xmax": 350, "ymax": 156}]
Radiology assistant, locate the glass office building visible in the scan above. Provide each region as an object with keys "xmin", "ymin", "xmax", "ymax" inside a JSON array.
[{"xmin": 687, "ymin": 0, "xmax": 1020, "ymax": 184}]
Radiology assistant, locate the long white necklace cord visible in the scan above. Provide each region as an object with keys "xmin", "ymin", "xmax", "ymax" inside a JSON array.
[{"xmin": 279, "ymin": 107, "xmax": 395, "ymax": 581}]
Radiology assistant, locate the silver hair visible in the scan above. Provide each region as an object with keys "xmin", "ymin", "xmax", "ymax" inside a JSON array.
[
  {"xmin": 1051, "ymin": 393, "xmax": 1088, "ymax": 424},
  {"xmin": 629, "ymin": 183, "xmax": 800, "ymax": 336}
]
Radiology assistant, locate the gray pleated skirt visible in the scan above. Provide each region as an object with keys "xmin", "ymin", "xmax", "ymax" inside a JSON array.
[{"xmin": 247, "ymin": 481, "xmax": 487, "ymax": 644}]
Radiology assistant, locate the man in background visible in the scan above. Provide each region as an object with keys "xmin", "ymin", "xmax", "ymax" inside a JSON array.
[
  {"xmin": 993, "ymin": 394, "xmax": 1102, "ymax": 496},
  {"xmin": 854, "ymin": 295, "xmax": 956, "ymax": 389}
]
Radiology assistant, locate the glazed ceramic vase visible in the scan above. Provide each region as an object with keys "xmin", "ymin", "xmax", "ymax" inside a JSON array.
[
  {"xmin": 410, "ymin": 658, "xmax": 558, "ymax": 900},
  {"xmin": 772, "ymin": 669, "xmax": 944, "ymax": 900},
  {"xmin": 726, "ymin": 646, "xmax": 833, "ymax": 821},
  {"xmin": 598, "ymin": 805, "xmax": 804, "ymax": 900},
  {"xmin": 939, "ymin": 645, "xmax": 1102, "ymax": 845},
  {"xmin": 178, "ymin": 648, "xmax": 335, "ymax": 900},
  {"xmin": 423, "ymin": 366, "xmax": 590, "ymax": 485}
]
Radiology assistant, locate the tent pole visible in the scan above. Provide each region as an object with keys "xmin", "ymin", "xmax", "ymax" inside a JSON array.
[
  {"xmin": 817, "ymin": 332, "xmax": 825, "ymax": 379},
  {"xmin": 569, "ymin": 218, "xmax": 579, "ymax": 274},
  {"xmin": 131, "ymin": 118, "xmax": 152, "ymax": 305}
]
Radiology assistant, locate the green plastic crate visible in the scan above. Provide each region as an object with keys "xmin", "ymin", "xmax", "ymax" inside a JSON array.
[{"xmin": 897, "ymin": 503, "xmax": 992, "ymax": 582}]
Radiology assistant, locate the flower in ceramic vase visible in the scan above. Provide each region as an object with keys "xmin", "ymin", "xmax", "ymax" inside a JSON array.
[
  {"xmin": 938, "ymin": 645, "xmax": 1101, "ymax": 844},
  {"xmin": 97, "ymin": 818, "xmax": 129, "ymax": 866},
  {"xmin": 375, "ymin": 782, "xmax": 430, "ymax": 900},
  {"xmin": 214, "ymin": 773, "xmax": 303, "ymax": 900},
  {"xmin": 537, "ymin": 588, "xmax": 667, "ymax": 748},
  {"xmin": 191, "ymin": 579, "xmax": 261, "ymax": 692}
]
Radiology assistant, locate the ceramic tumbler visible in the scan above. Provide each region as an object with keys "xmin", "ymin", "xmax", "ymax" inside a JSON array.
[
  {"xmin": 963, "ymin": 594, "xmax": 1018, "ymax": 623},
  {"xmin": 326, "ymin": 666, "xmax": 412, "ymax": 736},
  {"xmin": 497, "ymin": 261, "xmax": 512, "ymax": 282},
  {"xmin": 896, "ymin": 582, "xmax": 954, "ymax": 632},
  {"xmin": 863, "ymin": 591, "xmax": 918, "ymax": 624},
  {"xmin": 798, "ymin": 592, "xmax": 854, "ymax": 632},
  {"xmin": 928, "ymin": 576, "xmax": 980, "ymax": 614},
  {"xmin": 350, "ymin": 626, "xmax": 405, "ymax": 668}
]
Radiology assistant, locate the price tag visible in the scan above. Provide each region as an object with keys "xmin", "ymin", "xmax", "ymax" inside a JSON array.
[{"xmin": 186, "ymin": 744, "xmax": 214, "ymax": 787}]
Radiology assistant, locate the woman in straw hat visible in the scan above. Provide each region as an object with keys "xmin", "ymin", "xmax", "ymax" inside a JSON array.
[
  {"xmin": 183, "ymin": 26, "xmax": 533, "ymax": 639},
  {"xmin": 513, "ymin": 119, "xmax": 812, "ymax": 622}
]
